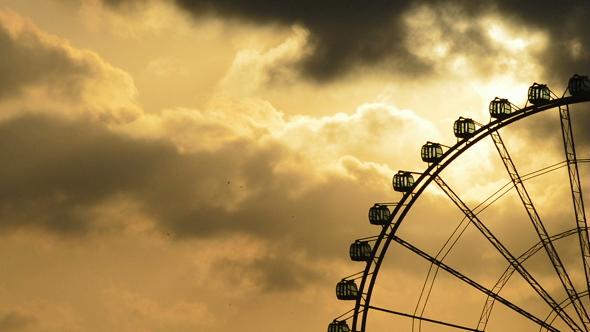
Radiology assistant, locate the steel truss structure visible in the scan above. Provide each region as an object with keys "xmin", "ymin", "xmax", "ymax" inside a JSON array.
[{"xmin": 329, "ymin": 77, "xmax": 590, "ymax": 332}]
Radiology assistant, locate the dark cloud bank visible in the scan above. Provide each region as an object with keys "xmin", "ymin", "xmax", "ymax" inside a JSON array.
[
  {"xmin": 0, "ymin": 112, "xmax": 380, "ymax": 292},
  {"xmin": 0, "ymin": 114, "xmax": 372, "ymax": 245},
  {"xmin": 103, "ymin": 0, "xmax": 589, "ymax": 82}
]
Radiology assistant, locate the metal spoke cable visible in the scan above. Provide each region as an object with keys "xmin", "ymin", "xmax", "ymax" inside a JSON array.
[
  {"xmin": 411, "ymin": 156, "xmax": 590, "ymax": 331},
  {"xmin": 478, "ymin": 227, "xmax": 585, "ymax": 330},
  {"xmin": 349, "ymin": 94, "xmax": 590, "ymax": 332},
  {"xmin": 392, "ymin": 234, "xmax": 560, "ymax": 332},
  {"xmin": 413, "ymin": 216, "xmax": 471, "ymax": 332},
  {"xmin": 435, "ymin": 175, "xmax": 583, "ymax": 332},
  {"xmin": 491, "ymin": 130, "xmax": 589, "ymax": 330},
  {"xmin": 413, "ymin": 160, "xmax": 574, "ymax": 332},
  {"xmin": 371, "ymin": 305, "xmax": 485, "ymax": 332},
  {"xmin": 559, "ymin": 105, "xmax": 590, "ymax": 317},
  {"xmin": 473, "ymin": 160, "xmax": 569, "ymax": 215},
  {"xmin": 408, "ymin": 159, "xmax": 588, "ymax": 332},
  {"xmin": 543, "ymin": 290, "xmax": 590, "ymax": 332}
]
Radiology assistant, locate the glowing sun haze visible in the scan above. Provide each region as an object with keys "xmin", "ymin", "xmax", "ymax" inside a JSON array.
[{"xmin": 0, "ymin": 0, "xmax": 588, "ymax": 331}]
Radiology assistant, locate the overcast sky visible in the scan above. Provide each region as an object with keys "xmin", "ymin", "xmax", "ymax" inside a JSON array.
[{"xmin": 0, "ymin": 0, "xmax": 588, "ymax": 331}]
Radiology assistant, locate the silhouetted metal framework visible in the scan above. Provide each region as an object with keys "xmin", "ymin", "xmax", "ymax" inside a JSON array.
[
  {"xmin": 478, "ymin": 227, "xmax": 586, "ymax": 331},
  {"xmin": 368, "ymin": 305, "xmax": 485, "ymax": 332},
  {"xmin": 490, "ymin": 128, "xmax": 590, "ymax": 329},
  {"xmin": 390, "ymin": 233, "xmax": 559, "ymax": 332},
  {"xmin": 433, "ymin": 175, "xmax": 583, "ymax": 332},
  {"xmin": 340, "ymin": 91, "xmax": 590, "ymax": 332},
  {"xmin": 559, "ymin": 105, "xmax": 590, "ymax": 298},
  {"xmin": 545, "ymin": 290, "xmax": 590, "ymax": 329},
  {"xmin": 403, "ymin": 160, "xmax": 590, "ymax": 332}
]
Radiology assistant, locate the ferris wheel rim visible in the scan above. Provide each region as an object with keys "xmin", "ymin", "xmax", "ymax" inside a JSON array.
[{"xmin": 349, "ymin": 92, "xmax": 590, "ymax": 332}]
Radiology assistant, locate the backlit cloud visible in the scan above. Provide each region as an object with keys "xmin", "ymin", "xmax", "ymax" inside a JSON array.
[
  {"xmin": 0, "ymin": 9, "xmax": 141, "ymax": 123},
  {"xmin": 96, "ymin": 0, "xmax": 589, "ymax": 83},
  {"xmin": 0, "ymin": 1, "xmax": 587, "ymax": 331}
]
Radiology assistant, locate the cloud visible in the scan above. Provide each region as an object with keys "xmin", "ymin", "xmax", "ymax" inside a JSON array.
[
  {"xmin": 0, "ymin": 11, "xmax": 401, "ymax": 265},
  {"xmin": 0, "ymin": 114, "xmax": 174, "ymax": 233},
  {"xmin": 0, "ymin": 9, "xmax": 75, "ymax": 101},
  {"xmin": 95, "ymin": 0, "xmax": 589, "ymax": 82},
  {"xmin": 280, "ymin": 103, "xmax": 440, "ymax": 170},
  {"xmin": 79, "ymin": 0, "xmax": 199, "ymax": 39},
  {"xmin": 98, "ymin": 0, "xmax": 417, "ymax": 81},
  {"xmin": 0, "ymin": 8, "xmax": 141, "ymax": 123},
  {"xmin": 102, "ymin": 288, "xmax": 215, "ymax": 330},
  {"xmin": 2, "ymin": 10, "xmax": 565, "ymax": 275},
  {"xmin": 0, "ymin": 5, "xmax": 586, "ymax": 331},
  {"xmin": 0, "ymin": 107, "xmax": 386, "ymax": 243},
  {"xmin": 492, "ymin": 0, "xmax": 590, "ymax": 80}
]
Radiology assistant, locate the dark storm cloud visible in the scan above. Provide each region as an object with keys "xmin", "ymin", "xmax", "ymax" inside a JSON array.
[
  {"xmin": 0, "ymin": 113, "xmax": 267, "ymax": 235},
  {"xmin": 0, "ymin": 112, "xmax": 379, "ymax": 292},
  {"xmin": 103, "ymin": 0, "xmax": 438, "ymax": 80},
  {"xmin": 102, "ymin": 0, "xmax": 589, "ymax": 81},
  {"xmin": 210, "ymin": 248, "xmax": 325, "ymax": 292},
  {"xmin": 0, "ymin": 112, "xmax": 374, "ymax": 247},
  {"xmin": 493, "ymin": 0, "xmax": 590, "ymax": 83},
  {"xmin": 0, "ymin": 114, "xmax": 176, "ymax": 232}
]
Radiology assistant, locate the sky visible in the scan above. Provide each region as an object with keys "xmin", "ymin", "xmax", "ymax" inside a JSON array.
[{"xmin": 0, "ymin": 0, "xmax": 588, "ymax": 331}]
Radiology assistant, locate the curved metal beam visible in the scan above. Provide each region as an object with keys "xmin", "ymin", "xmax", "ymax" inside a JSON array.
[
  {"xmin": 490, "ymin": 130, "xmax": 589, "ymax": 330},
  {"xmin": 392, "ymin": 234, "xmax": 559, "ymax": 332},
  {"xmin": 351, "ymin": 94, "xmax": 590, "ymax": 332},
  {"xmin": 433, "ymin": 175, "xmax": 581, "ymax": 332},
  {"xmin": 478, "ymin": 228, "xmax": 584, "ymax": 330}
]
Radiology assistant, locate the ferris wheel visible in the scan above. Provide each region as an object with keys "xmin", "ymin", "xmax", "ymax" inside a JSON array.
[{"xmin": 329, "ymin": 74, "xmax": 590, "ymax": 332}]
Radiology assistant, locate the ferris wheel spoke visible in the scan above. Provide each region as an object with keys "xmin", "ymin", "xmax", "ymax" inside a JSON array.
[
  {"xmin": 491, "ymin": 131, "xmax": 590, "ymax": 329},
  {"xmin": 543, "ymin": 290, "xmax": 590, "ymax": 332},
  {"xmin": 367, "ymin": 305, "xmax": 484, "ymax": 332},
  {"xmin": 391, "ymin": 234, "xmax": 559, "ymax": 332},
  {"xmin": 413, "ymin": 216, "xmax": 472, "ymax": 327},
  {"xmin": 331, "ymin": 79, "xmax": 590, "ymax": 332},
  {"xmin": 559, "ymin": 105, "xmax": 590, "ymax": 303},
  {"xmin": 434, "ymin": 175, "xmax": 583, "ymax": 332},
  {"xmin": 478, "ymin": 228, "xmax": 583, "ymax": 331}
]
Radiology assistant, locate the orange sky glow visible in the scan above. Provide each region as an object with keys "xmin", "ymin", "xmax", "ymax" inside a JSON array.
[{"xmin": 0, "ymin": 1, "xmax": 588, "ymax": 331}]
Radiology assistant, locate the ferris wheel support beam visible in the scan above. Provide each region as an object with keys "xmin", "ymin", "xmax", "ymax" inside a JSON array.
[
  {"xmin": 413, "ymin": 217, "xmax": 472, "ymax": 323},
  {"xmin": 544, "ymin": 290, "xmax": 590, "ymax": 330},
  {"xmin": 368, "ymin": 305, "xmax": 485, "ymax": 332},
  {"xmin": 559, "ymin": 105, "xmax": 590, "ymax": 300},
  {"xmin": 434, "ymin": 175, "xmax": 583, "ymax": 332},
  {"xmin": 348, "ymin": 95, "xmax": 590, "ymax": 332},
  {"xmin": 391, "ymin": 234, "xmax": 559, "ymax": 332},
  {"xmin": 478, "ymin": 228, "xmax": 584, "ymax": 331},
  {"xmin": 491, "ymin": 130, "xmax": 590, "ymax": 329}
]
